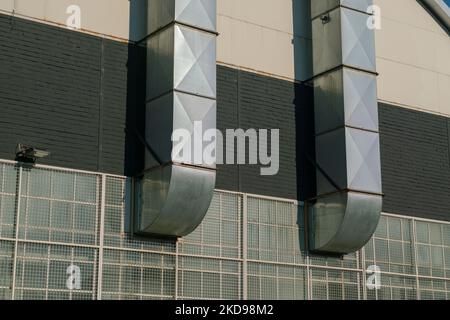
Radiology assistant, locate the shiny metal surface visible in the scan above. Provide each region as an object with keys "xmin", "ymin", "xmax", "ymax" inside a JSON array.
[
  {"xmin": 314, "ymin": 68, "xmax": 378, "ymax": 134},
  {"xmin": 173, "ymin": 25, "xmax": 217, "ymax": 98},
  {"xmin": 146, "ymin": 26, "xmax": 175, "ymax": 101},
  {"xmin": 312, "ymin": 7, "xmax": 376, "ymax": 76},
  {"xmin": 137, "ymin": 165, "xmax": 216, "ymax": 237},
  {"xmin": 308, "ymin": 192, "xmax": 382, "ymax": 254},
  {"xmin": 146, "ymin": 24, "xmax": 217, "ymax": 100},
  {"xmin": 138, "ymin": 0, "xmax": 217, "ymax": 238},
  {"xmin": 174, "ymin": 0, "xmax": 216, "ymax": 32},
  {"xmin": 309, "ymin": 0, "xmax": 382, "ymax": 254},
  {"xmin": 145, "ymin": 91, "xmax": 217, "ymax": 169},
  {"xmin": 148, "ymin": 0, "xmax": 216, "ymax": 34}
]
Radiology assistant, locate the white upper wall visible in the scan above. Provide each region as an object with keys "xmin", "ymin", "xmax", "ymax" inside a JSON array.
[
  {"xmin": 217, "ymin": 0, "xmax": 312, "ymax": 81},
  {"xmin": 374, "ymin": 0, "xmax": 450, "ymax": 116}
]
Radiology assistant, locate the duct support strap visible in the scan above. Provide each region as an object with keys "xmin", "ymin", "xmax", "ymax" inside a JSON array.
[
  {"xmin": 135, "ymin": 0, "xmax": 217, "ymax": 238},
  {"xmin": 308, "ymin": 0, "xmax": 383, "ymax": 254}
]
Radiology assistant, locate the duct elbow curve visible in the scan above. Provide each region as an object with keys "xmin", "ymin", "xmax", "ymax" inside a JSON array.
[
  {"xmin": 308, "ymin": 192, "xmax": 382, "ymax": 255},
  {"xmin": 136, "ymin": 165, "xmax": 216, "ymax": 238}
]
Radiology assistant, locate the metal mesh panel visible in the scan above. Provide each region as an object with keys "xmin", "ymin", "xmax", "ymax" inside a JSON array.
[
  {"xmin": 179, "ymin": 192, "xmax": 241, "ymax": 259},
  {"xmin": 0, "ymin": 241, "xmax": 14, "ymax": 299},
  {"xmin": 0, "ymin": 164, "xmax": 17, "ymax": 239},
  {"xmin": 310, "ymin": 268, "xmax": 362, "ymax": 300},
  {"xmin": 103, "ymin": 176, "xmax": 176, "ymax": 254},
  {"xmin": 364, "ymin": 215, "xmax": 415, "ymax": 275},
  {"xmin": 18, "ymin": 168, "xmax": 100, "ymax": 246},
  {"xmin": 247, "ymin": 262, "xmax": 306, "ymax": 300},
  {"xmin": 366, "ymin": 274, "xmax": 417, "ymax": 300},
  {"xmin": 101, "ymin": 249, "xmax": 175, "ymax": 300},
  {"xmin": 14, "ymin": 242, "xmax": 97, "ymax": 300},
  {"xmin": 247, "ymin": 197, "xmax": 305, "ymax": 264},
  {"xmin": 415, "ymin": 221, "xmax": 450, "ymax": 278},
  {"xmin": 1, "ymin": 160, "xmax": 450, "ymax": 300},
  {"xmin": 418, "ymin": 279, "xmax": 450, "ymax": 300},
  {"xmin": 177, "ymin": 256, "xmax": 241, "ymax": 300}
]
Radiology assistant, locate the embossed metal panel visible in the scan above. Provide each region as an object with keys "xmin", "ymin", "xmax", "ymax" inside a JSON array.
[
  {"xmin": 146, "ymin": 26, "xmax": 175, "ymax": 101},
  {"xmin": 314, "ymin": 68, "xmax": 378, "ymax": 134},
  {"xmin": 145, "ymin": 92, "xmax": 216, "ymax": 169},
  {"xmin": 309, "ymin": 192, "xmax": 382, "ymax": 254},
  {"xmin": 315, "ymin": 127, "xmax": 382, "ymax": 196},
  {"xmin": 312, "ymin": 7, "xmax": 376, "ymax": 76},
  {"xmin": 175, "ymin": 0, "xmax": 216, "ymax": 32},
  {"xmin": 173, "ymin": 25, "xmax": 216, "ymax": 98}
]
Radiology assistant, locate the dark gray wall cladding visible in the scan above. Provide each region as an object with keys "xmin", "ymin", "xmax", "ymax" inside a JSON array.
[
  {"xmin": 0, "ymin": 13, "xmax": 133, "ymax": 174},
  {"xmin": 379, "ymin": 103, "xmax": 450, "ymax": 221},
  {"xmin": 215, "ymin": 66, "xmax": 302, "ymax": 200}
]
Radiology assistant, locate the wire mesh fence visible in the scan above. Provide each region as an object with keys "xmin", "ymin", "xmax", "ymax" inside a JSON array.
[{"xmin": 0, "ymin": 160, "xmax": 450, "ymax": 300}]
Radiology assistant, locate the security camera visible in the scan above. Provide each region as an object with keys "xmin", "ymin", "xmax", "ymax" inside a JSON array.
[{"xmin": 15, "ymin": 143, "xmax": 50, "ymax": 163}]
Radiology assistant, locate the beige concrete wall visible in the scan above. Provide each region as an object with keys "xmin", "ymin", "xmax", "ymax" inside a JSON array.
[
  {"xmin": 374, "ymin": 0, "xmax": 450, "ymax": 116},
  {"xmin": 0, "ymin": 0, "xmax": 131, "ymax": 40},
  {"xmin": 217, "ymin": 0, "xmax": 312, "ymax": 81}
]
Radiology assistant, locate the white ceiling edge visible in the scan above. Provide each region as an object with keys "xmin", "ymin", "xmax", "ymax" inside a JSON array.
[{"xmin": 420, "ymin": 0, "xmax": 450, "ymax": 32}]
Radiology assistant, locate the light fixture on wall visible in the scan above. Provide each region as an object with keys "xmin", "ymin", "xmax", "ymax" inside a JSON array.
[{"xmin": 15, "ymin": 143, "xmax": 50, "ymax": 163}]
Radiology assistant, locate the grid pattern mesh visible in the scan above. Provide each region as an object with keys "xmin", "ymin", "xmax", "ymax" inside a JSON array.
[{"xmin": 0, "ymin": 161, "xmax": 450, "ymax": 300}]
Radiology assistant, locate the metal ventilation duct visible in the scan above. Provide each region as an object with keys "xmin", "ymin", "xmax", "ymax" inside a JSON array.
[
  {"xmin": 135, "ymin": 0, "xmax": 217, "ymax": 238},
  {"xmin": 308, "ymin": 0, "xmax": 383, "ymax": 254}
]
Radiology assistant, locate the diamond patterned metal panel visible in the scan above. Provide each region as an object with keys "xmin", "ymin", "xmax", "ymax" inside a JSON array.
[
  {"xmin": 314, "ymin": 69, "xmax": 345, "ymax": 135},
  {"xmin": 345, "ymin": 128, "xmax": 382, "ymax": 194},
  {"xmin": 148, "ymin": 0, "xmax": 176, "ymax": 35},
  {"xmin": 145, "ymin": 92, "xmax": 216, "ymax": 169},
  {"xmin": 174, "ymin": 25, "xmax": 217, "ymax": 98},
  {"xmin": 175, "ymin": 0, "xmax": 217, "ymax": 32},
  {"xmin": 341, "ymin": 0, "xmax": 373, "ymax": 13},
  {"xmin": 312, "ymin": 7, "xmax": 376, "ymax": 76},
  {"xmin": 341, "ymin": 7, "xmax": 376, "ymax": 72},
  {"xmin": 146, "ymin": 26, "xmax": 175, "ymax": 101},
  {"xmin": 314, "ymin": 68, "xmax": 378, "ymax": 135},
  {"xmin": 316, "ymin": 128, "xmax": 382, "ymax": 196},
  {"xmin": 316, "ymin": 128, "xmax": 348, "ymax": 195},
  {"xmin": 343, "ymin": 68, "xmax": 378, "ymax": 132}
]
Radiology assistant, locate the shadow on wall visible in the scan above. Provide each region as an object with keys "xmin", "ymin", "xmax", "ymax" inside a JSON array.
[
  {"xmin": 124, "ymin": 0, "xmax": 148, "ymax": 177},
  {"xmin": 292, "ymin": 0, "xmax": 315, "ymax": 252}
]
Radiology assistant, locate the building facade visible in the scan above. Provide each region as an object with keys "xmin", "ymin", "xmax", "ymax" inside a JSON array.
[{"xmin": 0, "ymin": 0, "xmax": 449, "ymax": 300}]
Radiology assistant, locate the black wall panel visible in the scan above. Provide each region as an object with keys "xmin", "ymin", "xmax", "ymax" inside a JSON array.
[{"xmin": 379, "ymin": 103, "xmax": 450, "ymax": 221}]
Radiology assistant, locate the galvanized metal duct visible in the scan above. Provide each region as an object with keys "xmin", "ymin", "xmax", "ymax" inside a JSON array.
[
  {"xmin": 135, "ymin": 0, "xmax": 217, "ymax": 237},
  {"xmin": 308, "ymin": 0, "xmax": 383, "ymax": 254}
]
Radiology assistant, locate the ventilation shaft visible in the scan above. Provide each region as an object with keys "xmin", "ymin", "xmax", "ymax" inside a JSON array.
[
  {"xmin": 308, "ymin": 0, "xmax": 383, "ymax": 254},
  {"xmin": 135, "ymin": 0, "xmax": 217, "ymax": 237}
]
